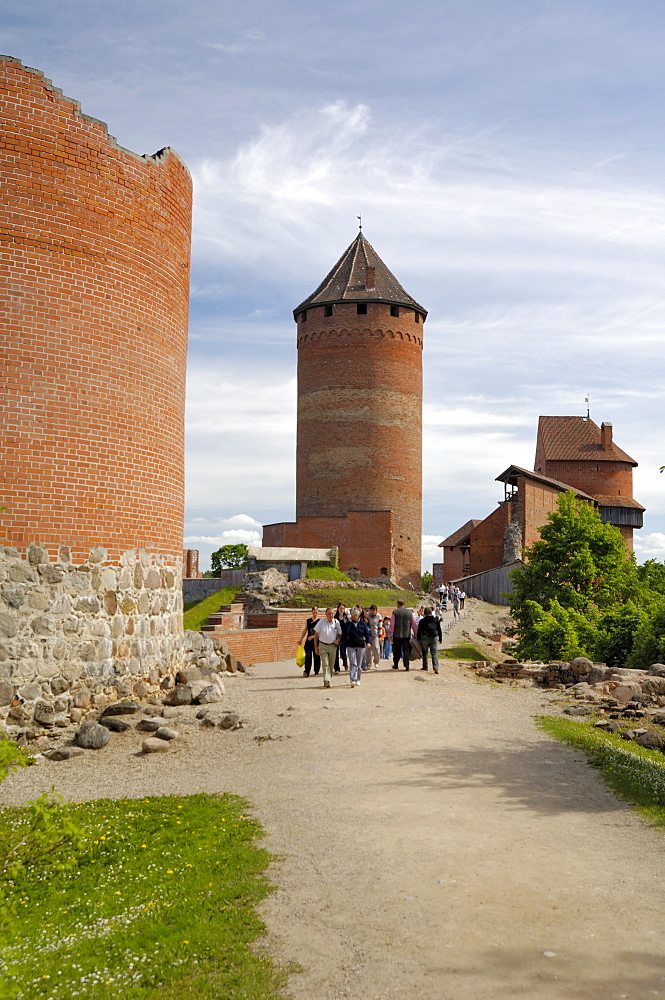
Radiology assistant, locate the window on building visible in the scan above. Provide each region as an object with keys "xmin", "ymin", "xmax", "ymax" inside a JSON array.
[
  {"xmin": 300, "ymin": 310, "xmax": 307, "ymax": 322},
  {"xmin": 390, "ymin": 305, "xmax": 399, "ymax": 317},
  {"xmin": 380, "ymin": 566, "xmax": 388, "ymax": 576},
  {"xmin": 356, "ymin": 303, "xmax": 367, "ymax": 315},
  {"xmin": 324, "ymin": 305, "xmax": 333, "ymax": 317},
  {"xmin": 414, "ymin": 312, "xmax": 420, "ymax": 323}
]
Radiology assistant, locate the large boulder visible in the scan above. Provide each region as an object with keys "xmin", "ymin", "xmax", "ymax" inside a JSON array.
[
  {"xmin": 570, "ymin": 657, "xmax": 593, "ymax": 675},
  {"xmin": 648, "ymin": 663, "xmax": 665, "ymax": 677},
  {"xmin": 74, "ymin": 721, "xmax": 110, "ymax": 749},
  {"xmin": 636, "ymin": 730, "xmax": 665, "ymax": 750}
]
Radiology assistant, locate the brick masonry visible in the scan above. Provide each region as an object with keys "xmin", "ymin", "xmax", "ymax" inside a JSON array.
[
  {"xmin": 274, "ymin": 299, "xmax": 424, "ymax": 585},
  {"xmin": 263, "ymin": 510, "xmax": 394, "ymax": 579},
  {"xmin": 0, "ymin": 57, "xmax": 192, "ymax": 692}
]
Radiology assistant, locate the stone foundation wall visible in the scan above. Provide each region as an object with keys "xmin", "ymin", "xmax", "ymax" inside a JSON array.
[{"xmin": 0, "ymin": 544, "xmax": 184, "ymax": 719}]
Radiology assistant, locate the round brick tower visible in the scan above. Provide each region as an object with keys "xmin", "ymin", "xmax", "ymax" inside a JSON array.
[
  {"xmin": 0, "ymin": 57, "xmax": 192, "ymax": 693},
  {"xmin": 294, "ymin": 232, "xmax": 426, "ymax": 585}
]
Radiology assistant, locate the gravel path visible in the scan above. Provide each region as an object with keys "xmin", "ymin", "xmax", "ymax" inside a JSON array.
[{"xmin": 2, "ymin": 604, "xmax": 665, "ymax": 999}]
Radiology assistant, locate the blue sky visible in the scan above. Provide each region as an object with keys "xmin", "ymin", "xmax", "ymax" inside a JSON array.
[{"xmin": 5, "ymin": 0, "xmax": 665, "ymax": 570}]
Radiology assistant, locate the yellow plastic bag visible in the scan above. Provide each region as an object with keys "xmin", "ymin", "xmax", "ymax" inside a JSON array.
[{"xmin": 295, "ymin": 644, "xmax": 306, "ymax": 668}]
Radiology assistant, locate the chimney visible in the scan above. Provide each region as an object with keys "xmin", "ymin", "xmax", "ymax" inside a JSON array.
[
  {"xmin": 601, "ymin": 422, "xmax": 613, "ymax": 450},
  {"xmin": 365, "ymin": 266, "xmax": 375, "ymax": 290}
]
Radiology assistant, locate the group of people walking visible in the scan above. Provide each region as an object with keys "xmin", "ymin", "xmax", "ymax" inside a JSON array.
[
  {"xmin": 437, "ymin": 583, "xmax": 466, "ymax": 617},
  {"xmin": 298, "ymin": 598, "xmax": 446, "ymax": 689}
]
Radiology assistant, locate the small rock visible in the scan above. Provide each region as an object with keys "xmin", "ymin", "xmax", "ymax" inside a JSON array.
[
  {"xmin": 155, "ymin": 726, "xmax": 178, "ymax": 741},
  {"xmin": 200, "ymin": 716, "xmax": 216, "ymax": 729},
  {"xmin": 195, "ymin": 707, "xmax": 209, "ymax": 719},
  {"xmin": 99, "ymin": 717, "xmax": 132, "ymax": 733},
  {"xmin": 166, "ymin": 684, "xmax": 192, "ymax": 706},
  {"xmin": 46, "ymin": 746, "xmax": 85, "ymax": 761},
  {"xmin": 142, "ymin": 737, "xmax": 170, "ymax": 754},
  {"xmin": 194, "ymin": 684, "xmax": 223, "ymax": 705},
  {"xmin": 219, "ymin": 712, "xmax": 240, "ymax": 730},
  {"xmin": 563, "ymin": 705, "xmax": 591, "ymax": 716},
  {"xmin": 74, "ymin": 721, "xmax": 110, "ymax": 749},
  {"xmin": 136, "ymin": 717, "xmax": 164, "ymax": 732},
  {"xmin": 162, "ymin": 706, "xmax": 182, "ymax": 720},
  {"xmin": 69, "ymin": 708, "xmax": 83, "ymax": 724},
  {"xmin": 103, "ymin": 701, "xmax": 141, "ymax": 717},
  {"xmin": 33, "ymin": 700, "xmax": 63, "ymax": 727},
  {"xmin": 621, "ymin": 730, "xmax": 636, "ymax": 741}
]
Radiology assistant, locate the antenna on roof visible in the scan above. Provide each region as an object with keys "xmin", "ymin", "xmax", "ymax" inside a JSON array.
[
  {"xmin": 584, "ymin": 394, "xmax": 590, "ymax": 420},
  {"xmin": 357, "ymin": 215, "xmax": 362, "ymax": 231}
]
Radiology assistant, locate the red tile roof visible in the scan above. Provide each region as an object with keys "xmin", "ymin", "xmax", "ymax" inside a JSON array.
[
  {"xmin": 496, "ymin": 465, "xmax": 597, "ymax": 501},
  {"xmin": 438, "ymin": 519, "xmax": 483, "ymax": 548},
  {"xmin": 594, "ymin": 495, "xmax": 645, "ymax": 511},
  {"xmin": 537, "ymin": 416, "xmax": 637, "ymax": 465}
]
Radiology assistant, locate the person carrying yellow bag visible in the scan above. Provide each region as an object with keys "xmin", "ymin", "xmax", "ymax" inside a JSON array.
[{"xmin": 297, "ymin": 607, "xmax": 321, "ymax": 677}]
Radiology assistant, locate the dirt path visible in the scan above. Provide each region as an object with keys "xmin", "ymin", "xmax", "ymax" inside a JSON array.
[{"xmin": 2, "ymin": 604, "xmax": 665, "ymax": 999}]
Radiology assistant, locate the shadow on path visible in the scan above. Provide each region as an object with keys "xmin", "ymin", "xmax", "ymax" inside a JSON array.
[{"xmin": 388, "ymin": 739, "xmax": 624, "ymax": 816}]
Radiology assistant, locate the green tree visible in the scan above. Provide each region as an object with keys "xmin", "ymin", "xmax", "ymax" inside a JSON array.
[
  {"xmin": 210, "ymin": 543, "xmax": 248, "ymax": 575},
  {"xmin": 421, "ymin": 571, "xmax": 433, "ymax": 592},
  {"xmin": 509, "ymin": 493, "xmax": 638, "ymax": 661}
]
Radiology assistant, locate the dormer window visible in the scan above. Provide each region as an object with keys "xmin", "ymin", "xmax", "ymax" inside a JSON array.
[{"xmin": 356, "ymin": 303, "xmax": 367, "ymax": 315}]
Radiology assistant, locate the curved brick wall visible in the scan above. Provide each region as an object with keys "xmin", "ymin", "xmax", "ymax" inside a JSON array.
[
  {"xmin": 0, "ymin": 56, "xmax": 191, "ymax": 563},
  {"xmin": 0, "ymin": 57, "xmax": 192, "ymax": 700},
  {"xmin": 296, "ymin": 301, "xmax": 423, "ymax": 583}
]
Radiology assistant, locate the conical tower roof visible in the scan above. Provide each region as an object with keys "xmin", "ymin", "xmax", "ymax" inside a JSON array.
[{"xmin": 293, "ymin": 232, "xmax": 427, "ymax": 318}]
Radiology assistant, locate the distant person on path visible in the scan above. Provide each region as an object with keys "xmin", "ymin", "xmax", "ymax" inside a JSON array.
[
  {"xmin": 417, "ymin": 607, "xmax": 442, "ymax": 673},
  {"xmin": 459, "ymin": 589, "xmax": 466, "ymax": 610},
  {"xmin": 334, "ymin": 603, "xmax": 348, "ymax": 672},
  {"xmin": 343, "ymin": 608, "xmax": 371, "ymax": 687},
  {"xmin": 367, "ymin": 604, "xmax": 383, "ymax": 669},
  {"xmin": 390, "ymin": 599, "xmax": 418, "ymax": 671},
  {"xmin": 298, "ymin": 607, "xmax": 321, "ymax": 677},
  {"xmin": 313, "ymin": 607, "xmax": 342, "ymax": 688},
  {"xmin": 452, "ymin": 592, "xmax": 460, "ymax": 618},
  {"xmin": 382, "ymin": 616, "xmax": 392, "ymax": 660}
]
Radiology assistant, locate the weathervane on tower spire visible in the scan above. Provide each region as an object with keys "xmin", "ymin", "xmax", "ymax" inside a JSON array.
[{"xmin": 357, "ymin": 215, "xmax": 362, "ymax": 231}]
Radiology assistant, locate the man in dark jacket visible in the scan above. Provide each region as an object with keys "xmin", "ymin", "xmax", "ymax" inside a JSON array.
[
  {"xmin": 417, "ymin": 607, "xmax": 442, "ymax": 673},
  {"xmin": 389, "ymin": 599, "xmax": 418, "ymax": 671},
  {"xmin": 342, "ymin": 608, "xmax": 371, "ymax": 687}
]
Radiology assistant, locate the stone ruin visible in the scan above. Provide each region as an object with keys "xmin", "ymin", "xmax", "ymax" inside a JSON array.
[{"xmin": 468, "ymin": 656, "xmax": 665, "ymax": 752}]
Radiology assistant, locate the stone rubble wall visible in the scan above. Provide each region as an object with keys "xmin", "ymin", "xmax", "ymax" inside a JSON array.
[
  {"xmin": 0, "ymin": 544, "xmax": 233, "ymax": 731},
  {"xmin": 469, "ymin": 656, "xmax": 665, "ymax": 706}
]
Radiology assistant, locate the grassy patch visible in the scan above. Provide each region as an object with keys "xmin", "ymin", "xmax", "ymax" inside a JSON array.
[
  {"xmin": 0, "ymin": 793, "xmax": 285, "ymax": 999},
  {"xmin": 439, "ymin": 642, "xmax": 487, "ymax": 661},
  {"xmin": 183, "ymin": 587, "xmax": 242, "ymax": 631},
  {"xmin": 287, "ymin": 587, "xmax": 416, "ymax": 609},
  {"xmin": 538, "ymin": 716, "xmax": 665, "ymax": 827},
  {"xmin": 304, "ymin": 566, "xmax": 350, "ymax": 581}
]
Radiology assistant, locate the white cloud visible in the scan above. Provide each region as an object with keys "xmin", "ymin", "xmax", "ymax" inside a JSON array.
[
  {"xmin": 422, "ymin": 534, "xmax": 444, "ymax": 573},
  {"xmin": 633, "ymin": 532, "xmax": 665, "ymax": 563}
]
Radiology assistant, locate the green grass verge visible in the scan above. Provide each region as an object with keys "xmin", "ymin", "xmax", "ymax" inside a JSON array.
[
  {"xmin": 287, "ymin": 587, "xmax": 417, "ymax": 608},
  {"xmin": 439, "ymin": 642, "xmax": 487, "ymax": 661},
  {"xmin": 0, "ymin": 793, "xmax": 285, "ymax": 1000},
  {"xmin": 183, "ymin": 587, "xmax": 242, "ymax": 631},
  {"xmin": 537, "ymin": 716, "xmax": 665, "ymax": 827},
  {"xmin": 304, "ymin": 566, "xmax": 350, "ymax": 581}
]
